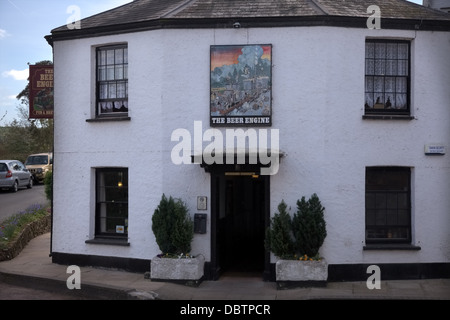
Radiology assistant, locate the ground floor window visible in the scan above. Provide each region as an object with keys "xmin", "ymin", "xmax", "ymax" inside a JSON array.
[
  {"xmin": 95, "ymin": 168, "xmax": 128, "ymax": 238},
  {"xmin": 365, "ymin": 167, "xmax": 411, "ymax": 243}
]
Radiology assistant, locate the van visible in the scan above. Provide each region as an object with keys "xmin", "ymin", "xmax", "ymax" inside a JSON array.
[{"xmin": 25, "ymin": 152, "xmax": 53, "ymax": 184}]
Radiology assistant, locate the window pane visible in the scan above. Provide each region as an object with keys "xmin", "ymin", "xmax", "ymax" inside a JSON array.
[
  {"xmin": 385, "ymin": 77, "xmax": 395, "ymax": 94},
  {"xmin": 375, "ymin": 43, "xmax": 386, "ymax": 59},
  {"xmin": 366, "ymin": 42, "xmax": 375, "ymax": 58},
  {"xmin": 396, "ymin": 77, "xmax": 407, "ymax": 93},
  {"xmin": 99, "ymin": 83, "xmax": 108, "ymax": 99},
  {"xmin": 106, "ymin": 50, "xmax": 115, "ymax": 65},
  {"xmin": 375, "ymin": 59, "xmax": 385, "ymax": 75},
  {"xmin": 117, "ymin": 82, "xmax": 126, "ymax": 98},
  {"xmin": 366, "ymin": 59, "xmax": 374, "ymax": 75},
  {"xmin": 124, "ymin": 48, "xmax": 128, "ymax": 63},
  {"xmin": 398, "ymin": 210, "xmax": 409, "ymax": 225},
  {"xmin": 396, "ymin": 94, "xmax": 407, "ymax": 109},
  {"xmin": 107, "ymin": 66, "xmax": 115, "ymax": 80},
  {"xmin": 115, "ymin": 65, "xmax": 124, "ymax": 80},
  {"xmin": 109, "ymin": 83, "xmax": 117, "ymax": 99},
  {"xmin": 98, "ymin": 51, "xmax": 106, "ymax": 66},
  {"xmin": 385, "ymin": 60, "xmax": 397, "ymax": 75},
  {"xmin": 366, "ymin": 209, "xmax": 376, "ymax": 225},
  {"xmin": 386, "ymin": 43, "xmax": 397, "ymax": 59},
  {"xmin": 98, "ymin": 66, "xmax": 106, "ymax": 81},
  {"xmin": 398, "ymin": 43, "xmax": 408, "ymax": 59},
  {"xmin": 398, "ymin": 60, "xmax": 408, "ymax": 76},
  {"xmin": 115, "ymin": 49, "xmax": 124, "ymax": 64},
  {"xmin": 386, "ymin": 209, "xmax": 397, "ymax": 225}
]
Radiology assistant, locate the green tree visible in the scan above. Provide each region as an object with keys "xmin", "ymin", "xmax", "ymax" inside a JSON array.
[
  {"xmin": 264, "ymin": 200, "xmax": 295, "ymax": 259},
  {"xmin": 152, "ymin": 194, "xmax": 194, "ymax": 255},
  {"xmin": 0, "ymin": 60, "xmax": 53, "ymax": 161},
  {"xmin": 292, "ymin": 194, "xmax": 327, "ymax": 257}
]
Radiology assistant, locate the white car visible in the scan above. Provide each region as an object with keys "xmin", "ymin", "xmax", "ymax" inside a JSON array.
[{"xmin": 0, "ymin": 160, "xmax": 33, "ymax": 192}]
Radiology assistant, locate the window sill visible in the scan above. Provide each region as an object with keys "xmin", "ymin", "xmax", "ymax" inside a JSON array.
[
  {"xmin": 362, "ymin": 114, "xmax": 415, "ymax": 120},
  {"xmin": 85, "ymin": 237, "xmax": 130, "ymax": 246},
  {"xmin": 363, "ymin": 244, "xmax": 421, "ymax": 251},
  {"xmin": 86, "ymin": 116, "xmax": 131, "ymax": 123}
]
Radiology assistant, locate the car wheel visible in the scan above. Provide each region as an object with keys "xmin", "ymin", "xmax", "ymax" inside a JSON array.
[
  {"xmin": 27, "ymin": 178, "xmax": 33, "ymax": 189},
  {"xmin": 11, "ymin": 180, "xmax": 18, "ymax": 193}
]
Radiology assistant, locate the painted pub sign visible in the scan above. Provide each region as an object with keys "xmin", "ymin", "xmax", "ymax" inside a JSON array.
[
  {"xmin": 210, "ymin": 45, "xmax": 272, "ymax": 127},
  {"xmin": 29, "ymin": 65, "xmax": 54, "ymax": 119}
]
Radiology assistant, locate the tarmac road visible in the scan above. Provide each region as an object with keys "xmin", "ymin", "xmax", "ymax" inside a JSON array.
[
  {"xmin": 0, "ymin": 281, "xmax": 85, "ymax": 300},
  {"xmin": 0, "ymin": 185, "xmax": 49, "ymax": 222}
]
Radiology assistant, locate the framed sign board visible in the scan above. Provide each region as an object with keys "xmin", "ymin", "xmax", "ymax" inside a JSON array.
[{"xmin": 210, "ymin": 44, "xmax": 272, "ymax": 127}]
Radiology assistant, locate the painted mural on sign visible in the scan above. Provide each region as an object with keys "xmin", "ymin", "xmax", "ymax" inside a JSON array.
[
  {"xmin": 29, "ymin": 65, "xmax": 54, "ymax": 119},
  {"xmin": 210, "ymin": 45, "xmax": 272, "ymax": 127}
]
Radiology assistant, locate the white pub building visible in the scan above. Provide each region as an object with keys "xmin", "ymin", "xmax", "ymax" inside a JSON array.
[{"xmin": 46, "ymin": 0, "xmax": 450, "ymax": 281}]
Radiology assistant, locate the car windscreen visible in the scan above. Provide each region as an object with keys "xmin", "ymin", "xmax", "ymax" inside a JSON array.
[
  {"xmin": 25, "ymin": 156, "xmax": 48, "ymax": 165},
  {"xmin": 0, "ymin": 163, "xmax": 7, "ymax": 172}
]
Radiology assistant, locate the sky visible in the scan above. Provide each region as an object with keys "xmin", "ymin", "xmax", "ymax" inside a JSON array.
[{"xmin": 0, "ymin": 0, "xmax": 423, "ymax": 125}]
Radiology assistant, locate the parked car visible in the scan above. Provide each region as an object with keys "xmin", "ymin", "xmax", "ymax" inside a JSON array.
[
  {"xmin": 0, "ymin": 160, "xmax": 33, "ymax": 192},
  {"xmin": 25, "ymin": 153, "xmax": 52, "ymax": 184}
]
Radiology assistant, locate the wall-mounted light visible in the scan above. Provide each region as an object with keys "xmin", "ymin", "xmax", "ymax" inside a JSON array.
[
  {"xmin": 118, "ymin": 181, "xmax": 123, "ymax": 187},
  {"xmin": 233, "ymin": 22, "xmax": 241, "ymax": 29}
]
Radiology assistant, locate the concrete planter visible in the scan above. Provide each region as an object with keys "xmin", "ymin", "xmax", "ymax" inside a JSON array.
[
  {"xmin": 150, "ymin": 255, "xmax": 205, "ymax": 287},
  {"xmin": 276, "ymin": 259, "xmax": 328, "ymax": 289}
]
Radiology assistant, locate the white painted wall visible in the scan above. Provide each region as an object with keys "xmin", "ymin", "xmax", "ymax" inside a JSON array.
[{"xmin": 52, "ymin": 26, "xmax": 450, "ymax": 266}]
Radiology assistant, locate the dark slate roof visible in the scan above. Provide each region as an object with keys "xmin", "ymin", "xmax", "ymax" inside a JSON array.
[
  {"xmin": 47, "ymin": 0, "xmax": 450, "ymax": 42},
  {"xmin": 170, "ymin": 0, "xmax": 450, "ymax": 19}
]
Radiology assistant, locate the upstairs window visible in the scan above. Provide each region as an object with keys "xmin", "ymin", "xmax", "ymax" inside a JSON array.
[
  {"xmin": 96, "ymin": 45, "xmax": 128, "ymax": 117},
  {"xmin": 364, "ymin": 40, "xmax": 410, "ymax": 115}
]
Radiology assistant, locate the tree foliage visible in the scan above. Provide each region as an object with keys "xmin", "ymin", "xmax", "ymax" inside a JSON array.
[
  {"xmin": 264, "ymin": 200, "xmax": 295, "ymax": 259},
  {"xmin": 292, "ymin": 194, "xmax": 327, "ymax": 257},
  {"xmin": 265, "ymin": 194, "xmax": 327, "ymax": 259},
  {"xmin": 0, "ymin": 60, "xmax": 53, "ymax": 162},
  {"xmin": 152, "ymin": 194, "xmax": 194, "ymax": 255}
]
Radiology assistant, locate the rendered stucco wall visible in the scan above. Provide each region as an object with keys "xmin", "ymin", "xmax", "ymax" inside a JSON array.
[{"xmin": 52, "ymin": 26, "xmax": 450, "ymax": 266}]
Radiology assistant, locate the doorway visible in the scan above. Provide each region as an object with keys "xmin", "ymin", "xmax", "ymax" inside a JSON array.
[{"xmin": 210, "ymin": 168, "xmax": 270, "ymax": 280}]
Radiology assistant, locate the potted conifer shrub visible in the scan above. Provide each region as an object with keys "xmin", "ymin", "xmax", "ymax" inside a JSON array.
[
  {"xmin": 266, "ymin": 194, "xmax": 328, "ymax": 289},
  {"xmin": 150, "ymin": 194, "xmax": 204, "ymax": 286}
]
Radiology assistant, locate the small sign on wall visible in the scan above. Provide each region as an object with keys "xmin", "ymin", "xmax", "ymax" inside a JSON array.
[
  {"xmin": 425, "ymin": 144, "xmax": 446, "ymax": 155},
  {"xmin": 197, "ymin": 196, "xmax": 207, "ymax": 210}
]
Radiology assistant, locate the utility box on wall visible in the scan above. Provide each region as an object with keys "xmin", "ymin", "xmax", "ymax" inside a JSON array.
[{"xmin": 194, "ymin": 214, "xmax": 207, "ymax": 234}]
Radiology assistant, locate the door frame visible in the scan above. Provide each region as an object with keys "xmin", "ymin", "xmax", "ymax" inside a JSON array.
[{"xmin": 208, "ymin": 164, "xmax": 271, "ymax": 281}]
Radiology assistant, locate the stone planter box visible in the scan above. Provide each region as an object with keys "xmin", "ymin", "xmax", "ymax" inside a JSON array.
[
  {"xmin": 276, "ymin": 259, "xmax": 328, "ymax": 289},
  {"xmin": 150, "ymin": 255, "xmax": 205, "ymax": 287}
]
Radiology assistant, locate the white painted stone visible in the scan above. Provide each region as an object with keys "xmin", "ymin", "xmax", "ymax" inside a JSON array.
[
  {"xmin": 276, "ymin": 259, "xmax": 328, "ymax": 282},
  {"xmin": 150, "ymin": 255, "xmax": 205, "ymax": 281}
]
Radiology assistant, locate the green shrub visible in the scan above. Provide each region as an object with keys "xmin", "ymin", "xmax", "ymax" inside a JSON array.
[
  {"xmin": 44, "ymin": 170, "xmax": 52, "ymax": 202},
  {"xmin": 292, "ymin": 194, "xmax": 327, "ymax": 257},
  {"xmin": 264, "ymin": 200, "xmax": 295, "ymax": 259},
  {"xmin": 152, "ymin": 194, "xmax": 194, "ymax": 255}
]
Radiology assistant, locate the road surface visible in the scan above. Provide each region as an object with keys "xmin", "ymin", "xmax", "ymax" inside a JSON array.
[{"xmin": 0, "ymin": 185, "xmax": 49, "ymax": 222}]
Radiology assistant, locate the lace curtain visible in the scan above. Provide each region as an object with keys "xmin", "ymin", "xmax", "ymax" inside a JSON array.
[{"xmin": 365, "ymin": 42, "xmax": 409, "ymax": 110}]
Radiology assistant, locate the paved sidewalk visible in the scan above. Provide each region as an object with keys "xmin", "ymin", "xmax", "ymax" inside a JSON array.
[{"xmin": 0, "ymin": 233, "xmax": 449, "ymax": 300}]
